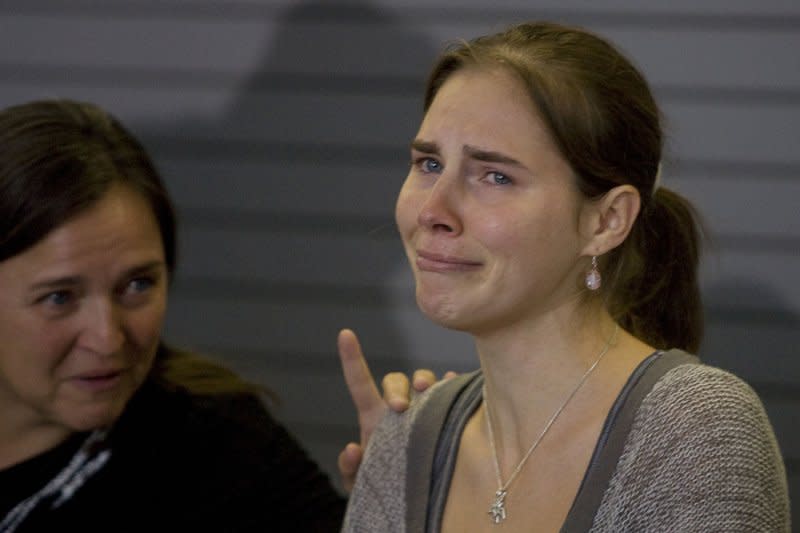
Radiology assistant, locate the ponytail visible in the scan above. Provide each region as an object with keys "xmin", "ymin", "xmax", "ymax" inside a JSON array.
[{"xmin": 605, "ymin": 187, "xmax": 705, "ymax": 352}]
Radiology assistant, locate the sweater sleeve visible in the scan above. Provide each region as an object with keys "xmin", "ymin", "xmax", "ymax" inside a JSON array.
[
  {"xmin": 341, "ymin": 409, "xmax": 412, "ymax": 533},
  {"xmin": 591, "ymin": 364, "xmax": 790, "ymax": 532},
  {"xmin": 342, "ymin": 379, "xmax": 451, "ymax": 533}
]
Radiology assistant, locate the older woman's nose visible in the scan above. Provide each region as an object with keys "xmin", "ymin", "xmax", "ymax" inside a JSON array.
[{"xmin": 79, "ymin": 299, "xmax": 125, "ymax": 356}]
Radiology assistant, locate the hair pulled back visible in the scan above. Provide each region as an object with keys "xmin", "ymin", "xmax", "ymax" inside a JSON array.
[{"xmin": 425, "ymin": 22, "xmax": 703, "ymax": 352}]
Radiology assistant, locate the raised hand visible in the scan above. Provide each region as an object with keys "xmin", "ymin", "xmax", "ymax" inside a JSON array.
[{"xmin": 336, "ymin": 328, "xmax": 453, "ymax": 492}]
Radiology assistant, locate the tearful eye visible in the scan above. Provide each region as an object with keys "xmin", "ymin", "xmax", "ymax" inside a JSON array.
[
  {"xmin": 488, "ymin": 171, "xmax": 511, "ymax": 185},
  {"xmin": 419, "ymin": 158, "xmax": 443, "ymax": 174}
]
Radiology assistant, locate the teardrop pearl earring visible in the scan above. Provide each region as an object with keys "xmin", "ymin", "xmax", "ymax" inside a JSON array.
[{"xmin": 585, "ymin": 256, "xmax": 602, "ymax": 291}]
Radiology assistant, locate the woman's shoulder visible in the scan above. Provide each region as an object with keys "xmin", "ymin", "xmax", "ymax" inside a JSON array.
[
  {"xmin": 631, "ymin": 359, "xmax": 782, "ymax": 464},
  {"xmin": 371, "ymin": 369, "xmax": 482, "ymax": 444},
  {"xmin": 644, "ymin": 359, "xmax": 769, "ymax": 424},
  {"xmin": 124, "ymin": 378, "xmax": 275, "ymax": 435},
  {"xmin": 594, "ymin": 358, "xmax": 790, "ymax": 531},
  {"xmin": 113, "ymin": 380, "xmax": 346, "ymax": 529},
  {"xmin": 113, "ymin": 381, "xmax": 283, "ymax": 477}
]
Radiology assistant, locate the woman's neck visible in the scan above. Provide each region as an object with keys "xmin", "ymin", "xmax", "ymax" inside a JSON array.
[
  {"xmin": 0, "ymin": 413, "xmax": 73, "ymax": 470},
  {"xmin": 473, "ymin": 304, "xmax": 621, "ymax": 462}
]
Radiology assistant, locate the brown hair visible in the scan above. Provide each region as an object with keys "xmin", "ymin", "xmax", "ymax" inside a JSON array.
[
  {"xmin": 0, "ymin": 99, "xmax": 265, "ymax": 395},
  {"xmin": 424, "ymin": 22, "xmax": 703, "ymax": 352}
]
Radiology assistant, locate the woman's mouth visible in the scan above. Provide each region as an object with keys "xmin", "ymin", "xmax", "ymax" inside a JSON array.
[
  {"xmin": 71, "ymin": 370, "xmax": 124, "ymax": 392},
  {"xmin": 416, "ymin": 250, "xmax": 482, "ymax": 273}
]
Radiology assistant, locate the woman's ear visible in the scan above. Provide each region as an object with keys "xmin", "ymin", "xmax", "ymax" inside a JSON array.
[{"xmin": 579, "ymin": 184, "xmax": 641, "ymax": 256}]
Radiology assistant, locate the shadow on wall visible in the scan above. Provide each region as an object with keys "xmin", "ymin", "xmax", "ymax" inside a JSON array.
[
  {"xmin": 147, "ymin": 0, "xmax": 440, "ymax": 486},
  {"xmin": 700, "ymin": 278, "xmax": 800, "ymax": 522},
  {"xmin": 701, "ymin": 278, "xmax": 800, "ymax": 388}
]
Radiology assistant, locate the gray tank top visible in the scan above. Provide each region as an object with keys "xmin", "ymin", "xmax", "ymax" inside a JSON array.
[{"xmin": 420, "ymin": 350, "xmax": 699, "ymax": 532}]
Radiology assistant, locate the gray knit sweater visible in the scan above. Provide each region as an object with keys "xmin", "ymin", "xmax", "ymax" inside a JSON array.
[{"xmin": 343, "ymin": 358, "xmax": 790, "ymax": 532}]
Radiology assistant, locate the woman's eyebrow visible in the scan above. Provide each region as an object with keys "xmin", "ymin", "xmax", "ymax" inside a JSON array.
[
  {"xmin": 463, "ymin": 144, "xmax": 525, "ymax": 168},
  {"xmin": 410, "ymin": 139, "xmax": 439, "ymax": 154},
  {"xmin": 29, "ymin": 276, "xmax": 82, "ymax": 292}
]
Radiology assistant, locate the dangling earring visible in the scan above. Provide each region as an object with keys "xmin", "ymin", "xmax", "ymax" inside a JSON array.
[{"xmin": 585, "ymin": 256, "xmax": 601, "ymax": 291}]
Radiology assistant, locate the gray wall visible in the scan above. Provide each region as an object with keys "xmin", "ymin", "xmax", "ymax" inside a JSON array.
[{"xmin": 2, "ymin": 0, "xmax": 798, "ymax": 521}]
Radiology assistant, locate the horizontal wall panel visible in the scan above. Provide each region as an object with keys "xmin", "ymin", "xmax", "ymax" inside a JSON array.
[
  {"xmin": 2, "ymin": 83, "xmax": 796, "ymax": 165},
  {"xmin": 0, "ymin": 85, "xmax": 238, "ymax": 123},
  {"xmin": 700, "ymin": 250, "xmax": 800, "ymax": 311},
  {"xmin": 176, "ymin": 231, "xmax": 406, "ymax": 287},
  {"xmin": 0, "ymin": 87, "xmax": 423, "ymax": 146},
  {"xmin": 391, "ymin": 0, "xmax": 800, "ymax": 17},
  {"xmin": 419, "ymin": 24, "xmax": 800, "ymax": 89},
  {"xmin": 664, "ymin": 101, "xmax": 800, "ymax": 164},
  {"xmin": 0, "ymin": 16, "xmax": 278, "ymax": 73},
  {"xmin": 163, "ymin": 297, "xmax": 477, "ymax": 365},
  {"xmin": 6, "ymin": 0, "xmax": 800, "ymax": 18},
  {"xmin": 669, "ymin": 175, "xmax": 800, "ymax": 239},
  {"xmin": 0, "ymin": 16, "xmax": 434, "ymax": 78},
  {"xmin": 1, "ymin": 16, "xmax": 798, "ymax": 89},
  {"xmin": 163, "ymin": 161, "xmax": 405, "ymax": 216},
  {"xmin": 702, "ymin": 323, "xmax": 800, "ymax": 385}
]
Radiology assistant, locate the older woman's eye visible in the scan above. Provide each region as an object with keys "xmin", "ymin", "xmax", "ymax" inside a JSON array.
[
  {"xmin": 118, "ymin": 276, "xmax": 159, "ymax": 307},
  {"xmin": 127, "ymin": 277, "xmax": 155, "ymax": 293},
  {"xmin": 41, "ymin": 291, "xmax": 73, "ymax": 307},
  {"xmin": 34, "ymin": 290, "xmax": 79, "ymax": 317},
  {"xmin": 488, "ymin": 171, "xmax": 512, "ymax": 185}
]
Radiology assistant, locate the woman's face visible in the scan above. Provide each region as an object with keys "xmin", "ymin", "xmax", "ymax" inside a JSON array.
[
  {"xmin": 396, "ymin": 67, "xmax": 593, "ymax": 335},
  {"xmin": 0, "ymin": 183, "xmax": 168, "ymax": 436}
]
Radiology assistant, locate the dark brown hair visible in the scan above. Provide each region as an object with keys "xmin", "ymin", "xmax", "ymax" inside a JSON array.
[
  {"xmin": 425, "ymin": 22, "xmax": 703, "ymax": 352},
  {"xmin": 0, "ymin": 99, "xmax": 264, "ymax": 395}
]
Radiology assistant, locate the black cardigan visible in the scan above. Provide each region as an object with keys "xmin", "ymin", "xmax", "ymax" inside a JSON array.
[{"xmin": 1, "ymin": 379, "xmax": 345, "ymax": 532}]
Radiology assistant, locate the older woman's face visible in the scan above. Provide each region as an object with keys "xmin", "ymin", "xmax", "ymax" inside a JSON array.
[
  {"xmin": 0, "ymin": 183, "xmax": 167, "ymax": 437},
  {"xmin": 396, "ymin": 68, "xmax": 592, "ymax": 335}
]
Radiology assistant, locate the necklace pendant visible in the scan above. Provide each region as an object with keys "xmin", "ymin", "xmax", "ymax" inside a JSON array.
[{"xmin": 488, "ymin": 489, "xmax": 508, "ymax": 524}]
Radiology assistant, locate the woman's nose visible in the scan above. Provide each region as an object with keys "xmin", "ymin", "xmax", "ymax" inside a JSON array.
[
  {"xmin": 79, "ymin": 299, "xmax": 125, "ymax": 356},
  {"xmin": 417, "ymin": 175, "xmax": 463, "ymax": 235}
]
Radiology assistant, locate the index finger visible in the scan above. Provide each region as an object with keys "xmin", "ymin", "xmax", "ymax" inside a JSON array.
[{"xmin": 337, "ymin": 328, "xmax": 382, "ymax": 416}]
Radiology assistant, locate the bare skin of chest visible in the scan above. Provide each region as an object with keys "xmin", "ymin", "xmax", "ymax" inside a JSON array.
[
  {"xmin": 441, "ymin": 411, "xmax": 602, "ymax": 532},
  {"xmin": 440, "ymin": 346, "xmax": 650, "ymax": 533}
]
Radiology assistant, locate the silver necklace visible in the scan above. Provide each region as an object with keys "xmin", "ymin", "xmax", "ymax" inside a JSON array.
[{"xmin": 483, "ymin": 324, "xmax": 619, "ymax": 524}]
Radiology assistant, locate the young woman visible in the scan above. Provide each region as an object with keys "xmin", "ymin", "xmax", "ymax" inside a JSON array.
[{"xmin": 343, "ymin": 22, "xmax": 790, "ymax": 532}]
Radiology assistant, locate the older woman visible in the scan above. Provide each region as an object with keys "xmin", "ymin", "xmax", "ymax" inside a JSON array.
[
  {"xmin": 0, "ymin": 99, "xmax": 421, "ymax": 532},
  {"xmin": 343, "ymin": 22, "xmax": 789, "ymax": 532}
]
